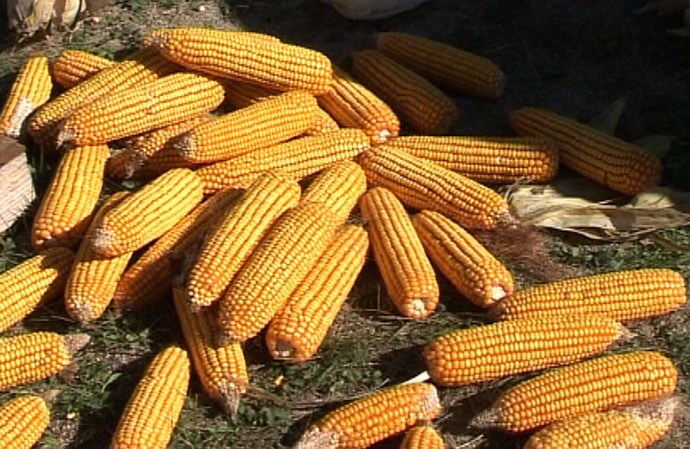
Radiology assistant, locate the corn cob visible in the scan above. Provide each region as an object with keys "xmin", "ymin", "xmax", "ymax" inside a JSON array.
[
  {"xmin": 301, "ymin": 160, "xmax": 368, "ymax": 226},
  {"xmin": 110, "ymin": 346, "xmax": 190, "ymax": 449},
  {"xmin": 52, "ymin": 50, "xmax": 114, "ymax": 89},
  {"xmin": 317, "ymin": 65, "xmax": 400, "ymax": 145},
  {"xmin": 294, "ymin": 382, "xmax": 442, "ymax": 449},
  {"xmin": 64, "ymin": 192, "xmax": 133, "ymax": 324},
  {"xmin": 351, "ymin": 49, "xmax": 459, "ymax": 135},
  {"xmin": 0, "ymin": 395, "xmax": 51, "ymax": 449},
  {"xmin": 134, "ymin": 142, "xmax": 208, "ymax": 179},
  {"xmin": 0, "ymin": 331, "xmax": 90, "ymax": 390},
  {"xmin": 376, "ymin": 32, "xmax": 506, "ymax": 98},
  {"xmin": 266, "ymin": 224, "xmax": 369, "ymax": 362},
  {"xmin": 27, "ymin": 48, "xmax": 177, "ymax": 152},
  {"xmin": 524, "ymin": 396, "xmax": 680, "ymax": 449},
  {"xmin": 196, "ymin": 128, "xmax": 370, "ymax": 195},
  {"xmin": 187, "ymin": 172, "xmax": 302, "ymax": 309},
  {"xmin": 58, "ymin": 72, "xmax": 225, "ymax": 146},
  {"xmin": 358, "ymin": 144, "xmax": 511, "ymax": 230},
  {"xmin": 170, "ymin": 90, "xmax": 322, "ymax": 164},
  {"xmin": 144, "ymin": 27, "xmax": 333, "ymax": 94},
  {"xmin": 92, "ymin": 168, "xmax": 204, "ymax": 257},
  {"xmin": 385, "ymin": 135, "xmax": 559, "ymax": 184},
  {"xmin": 361, "ymin": 187, "xmax": 439, "ymax": 318},
  {"xmin": 0, "ymin": 247, "xmax": 74, "ymax": 333},
  {"xmin": 173, "ymin": 285, "xmax": 248, "ymax": 413},
  {"xmin": 0, "ymin": 55, "xmax": 52, "ymax": 138},
  {"xmin": 111, "ymin": 187, "xmax": 242, "ymax": 311},
  {"xmin": 412, "ymin": 210, "xmax": 514, "ymax": 308},
  {"xmin": 490, "ymin": 268, "xmax": 687, "ymax": 322},
  {"xmin": 423, "ymin": 314, "xmax": 627, "ymax": 387},
  {"xmin": 32, "ymin": 144, "xmax": 111, "ymax": 250},
  {"xmin": 217, "ymin": 200, "xmax": 337, "ymax": 343},
  {"xmin": 472, "ymin": 351, "xmax": 678, "ymax": 433},
  {"xmin": 399, "ymin": 425, "xmax": 445, "ymax": 449},
  {"xmin": 510, "ymin": 106, "xmax": 662, "ymax": 195}
]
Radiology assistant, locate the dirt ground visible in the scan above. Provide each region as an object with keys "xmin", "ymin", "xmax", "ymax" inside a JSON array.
[{"xmin": 1, "ymin": 0, "xmax": 690, "ymax": 448}]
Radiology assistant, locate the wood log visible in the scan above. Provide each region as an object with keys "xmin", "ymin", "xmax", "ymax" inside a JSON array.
[{"xmin": 0, "ymin": 136, "xmax": 35, "ymax": 235}]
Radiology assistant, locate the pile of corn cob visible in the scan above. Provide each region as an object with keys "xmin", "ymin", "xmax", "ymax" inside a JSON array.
[{"xmin": 0, "ymin": 25, "xmax": 685, "ymax": 448}]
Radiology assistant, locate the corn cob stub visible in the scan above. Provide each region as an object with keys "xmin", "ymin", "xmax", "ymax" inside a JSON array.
[
  {"xmin": 0, "ymin": 395, "xmax": 51, "ymax": 449},
  {"xmin": 294, "ymin": 382, "xmax": 442, "ymax": 449},
  {"xmin": 423, "ymin": 314, "xmax": 627, "ymax": 387},
  {"xmin": 0, "ymin": 55, "xmax": 52, "ymax": 139},
  {"xmin": 399, "ymin": 425, "xmax": 445, "ymax": 449}
]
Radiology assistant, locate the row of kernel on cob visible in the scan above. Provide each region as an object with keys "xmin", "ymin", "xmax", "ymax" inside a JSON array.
[{"xmin": 0, "ymin": 25, "xmax": 681, "ymax": 448}]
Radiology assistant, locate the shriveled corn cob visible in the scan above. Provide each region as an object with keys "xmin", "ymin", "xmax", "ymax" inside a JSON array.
[
  {"xmin": 317, "ymin": 65, "xmax": 400, "ymax": 145},
  {"xmin": 64, "ymin": 192, "xmax": 133, "ymax": 324},
  {"xmin": 187, "ymin": 172, "xmax": 301, "ymax": 309},
  {"xmin": 0, "ymin": 395, "xmax": 51, "ymax": 449},
  {"xmin": 27, "ymin": 48, "xmax": 177, "ymax": 151},
  {"xmin": 173, "ymin": 285, "xmax": 248, "ymax": 413},
  {"xmin": 361, "ymin": 187, "xmax": 439, "ymax": 318},
  {"xmin": 196, "ymin": 128, "xmax": 370, "ymax": 195},
  {"xmin": 524, "ymin": 396, "xmax": 680, "ymax": 449},
  {"xmin": 301, "ymin": 160, "xmax": 367, "ymax": 226},
  {"xmin": 111, "ymin": 187, "xmax": 242, "ymax": 311},
  {"xmin": 0, "ymin": 331, "xmax": 90, "ymax": 390},
  {"xmin": 92, "ymin": 168, "xmax": 204, "ymax": 257},
  {"xmin": 217, "ymin": 200, "xmax": 337, "ymax": 343},
  {"xmin": 0, "ymin": 55, "xmax": 52, "ymax": 138},
  {"xmin": 423, "ymin": 314, "xmax": 627, "ymax": 387},
  {"xmin": 399, "ymin": 425, "xmax": 445, "ymax": 449},
  {"xmin": 52, "ymin": 50, "xmax": 114, "ymax": 89},
  {"xmin": 351, "ymin": 49, "xmax": 459, "ymax": 135},
  {"xmin": 294, "ymin": 382, "xmax": 442, "ymax": 449},
  {"xmin": 385, "ymin": 135, "xmax": 559, "ymax": 184},
  {"xmin": 376, "ymin": 32, "xmax": 506, "ymax": 98},
  {"xmin": 144, "ymin": 27, "xmax": 333, "ymax": 94},
  {"xmin": 472, "ymin": 350, "xmax": 678, "ymax": 433},
  {"xmin": 170, "ymin": 90, "xmax": 322, "ymax": 164},
  {"xmin": 32, "ymin": 144, "xmax": 111, "ymax": 250},
  {"xmin": 358, "ymin": 144, "xmax": 511, "ymax": 230},
  {"xmin": 510, "ymin": 106, "xmax": 662, "ymax": 195},
  {"xmin": 0, "ymin": 247, "xmax": 74, "ymax": 333},
  {"xmin": 490, "ymin": 268, "xmax": 687, "ymax": 322},
  {"xmin": 110, "ymin": 346, "xmax": 190, "ymax": 449},
  {"xmin": 58, "ymin": 72, "xmax": 225, "ymax": 146},
  {"xmin": 413, "ymin": 210, "xmax": 514, "ymax": 307},
  {"xmin": 266, "ymin": 224, "xmax": 369, "ymax": 362}
]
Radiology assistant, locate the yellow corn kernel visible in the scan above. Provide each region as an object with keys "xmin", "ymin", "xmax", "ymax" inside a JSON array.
[
  {"xmin": 32, "ymin": 144, "xmax": 111, "ymax": 250},
  {"xmin": 64, "ymin": 192, "xmax": 133, "ymax": 324},
  {"xmin": 217, "ymin": 200, "xmax": 337, "ymax": 343},
  {"xmin": 385, "ymin": 135, "xmax": 559, "ymax": 184},
  {"xmin": 0, "ymin": 247, "xmax": 74, "ymax": 333},
  {"xmin": 144, "ymin": 27, "xmax": 333, "ymax": 94},
  {"xmin": 361, "ymin": 187, "xmax": 439, "ymax": 318},
  {"xmin": 294, "ymin": 382, "xmax": 442, "ymax": 449},
  {"xmin": 110, "ymin": 346, "xmax": 190, "ymax": 449},
  {"xmin": 358, "ymin": 144, "xmax": 511, "ymax": 230},
  {"xmin": 377, "ymin": 32, "xmax": 506, "ymax": 98},
  {"xmin": 187, "ymin": 172, "xmax": 301, "ymax": 309},
  {"xmin": 423, "ymin": 315, "xmax": 627, "ymax": 387},
  {"xmin": 472, "ymin": 351, "xmax": 678, "ymax": 433},
  {"xmin": 196, "ymin": 128, "xmax": 370, "ymax": 195},
  {"xmin": 413, "ymin": 210, "xmax": 514, "ymax": 308},
  {"xmin": 0, "ymin": 55, "xmax": 52, "ymax": 138},
  {"xmin": 0, "ymin": 331, "xmax": 90, "ymax": 390},
  {"xmin": 510, "ymin": 106, "xmax": 662, "ymax": 195},
  {"xmin": 0, "ymin": 395, "xmax": 51, "ymax": 449},
  {"xmin": 111, "ymin": 188, "xmax": 242, "ymax": 311},
  {"xmin": 351, "ymin": 49, "xmax": 459, "ymax": 135},
  {"xmin": 317, "ymin": 65, "xmax": 400, "ymax": 145},
  {"xmin": 266, "ymin": 224, "xmax": 369, "ymax": 363},
  {"xmin": 58, "ymin": 72, "xmax": 225, "ymax": 146},
  {"xmin": 52, "ymin": 50, "xmax": 114, "ymax": 89},
  {"xmin": 399, "ymin": 425, "xmax": 445, "ymax": 449},
  {"xmin": 301, "ymin": 160, "xmax": 367, "ymax": 226},
  {"xmin": 92, "ymin": 168, "xmax": 204, "ymax": 257}
]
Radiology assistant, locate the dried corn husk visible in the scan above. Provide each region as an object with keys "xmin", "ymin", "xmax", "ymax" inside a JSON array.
[{"xmin": 7, "ymin": 0, "xmax": 86, "ymax": 37}]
